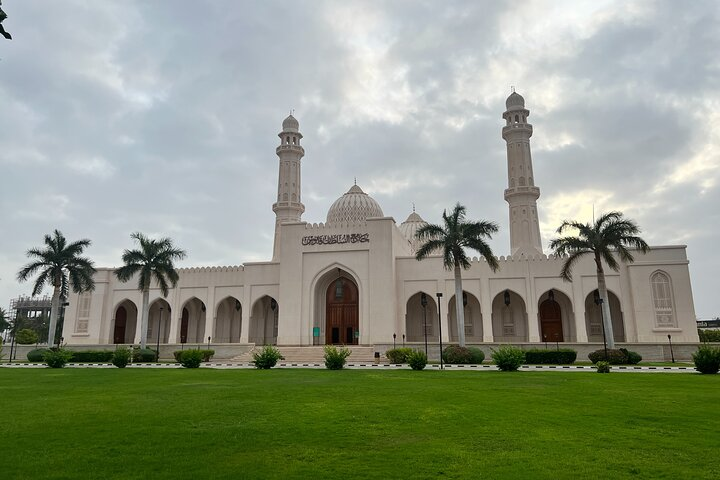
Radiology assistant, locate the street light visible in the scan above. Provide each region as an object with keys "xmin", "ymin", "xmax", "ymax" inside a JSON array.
[
  {"xmin": 393, "ymin": 333, "xmax": 396, "ymax": 349},
  {"xmin": 421, "ymin": 293, "xmax": 428, "ymax": 356},
  {"xmin": 402, "ymin": 334, "xmax": 405, "ymax": 348},
  {"xmin": 667, "ymin": 334, "xmax": 675, "ymax": 363},
  {"xmin": 437, "ymin": 292, "xmax": 443, "ymax": 370},
  {"xmin": 157, "ymin": 307, "xmax": 163, "ymax": 363}
]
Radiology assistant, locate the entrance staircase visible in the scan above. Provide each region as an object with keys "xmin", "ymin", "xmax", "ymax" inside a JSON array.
[{"xmin": 230, "ymin": 345, "xmax": 376, "ymax": 364}]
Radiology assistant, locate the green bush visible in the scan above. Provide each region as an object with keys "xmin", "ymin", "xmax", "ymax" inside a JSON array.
[
  {"xmin": 524, "ymin": 349, "xmax": 577, "ymax": 364},
  {"xmin": 42, "ymin": 348, "xmax": 74, "ymax": 368},
  {"xmin": 596, "ymin": 361, "xmax": 611, "ymax": 373},
  {"xmin": 407, "ymin": 350, "xmax": 427, "ymax": 371},
  {"xmin": 132, "ymin": 347, "xmax": 159, "ymax": 363},
  {"xmin": 588, "ymin": 348, "xmax": 641, "ymax": 365},
  {"xmin": 442, "ymin": 345, "xmax": 485, "ymax": 364},
  {"xmin": 70, "ymin": 350, "xmax": 114, "ymax": 362},
  {"xmin": 468, "ymin": 347, "xmax": 486, "ymax": 364},
  {"xmin": 200, "ymin": 349, "xmax": 215, "ymax": 362},
  {"xmin": 16, "ymin": 328, "xmax": 39, "ymax": 345},
  {"xmin": 252, "ymin": 345, "xmax": 284, "ymax": 369},
  {"xmin": 324, "ymin": 345, "xmax": 351, "ymax": 370},
  {"xmin": 491, "ymin": 345, "xmax": 525, "ymax": 372},
  {"xmin": 179, "ymin": 349, "xmax": 204, "ymax": 368},
  {"xmin": 112, "ymin": 347, "xmax": 132, "ymax": 368},
  {"xmin": 27, "ymin": 348, "xmax": 51, "ymax": 362},
  {"xmin": 698, "ymin": 329, "xmax": 720, "ymax": 342},
  {"xmin": 385, "ymin": 347, "xmax": 414, "ymax": 363},
  {"xmin": 692, "ymin": 345, "xmax": 720, "ymax": 374}
]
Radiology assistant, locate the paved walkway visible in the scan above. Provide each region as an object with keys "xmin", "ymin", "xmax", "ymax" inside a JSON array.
[{"xmin": 0, "ymin": 362, "xmax": 698, "ymax": 373}]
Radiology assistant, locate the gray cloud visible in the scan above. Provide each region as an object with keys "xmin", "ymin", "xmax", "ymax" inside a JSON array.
[{"xmin": 1, "ymin": 0, "xmax": 718, "ymax": 318}]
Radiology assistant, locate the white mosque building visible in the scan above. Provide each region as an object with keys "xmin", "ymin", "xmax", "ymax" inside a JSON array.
[{"xmin": 61, "ymin": 92, "xmax": 699, "ymax": 359}]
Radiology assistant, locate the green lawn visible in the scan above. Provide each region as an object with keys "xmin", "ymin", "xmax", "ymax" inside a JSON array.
[{"xmin": 1, "ymin": 369, "xmax": 718, "ymax": 479}]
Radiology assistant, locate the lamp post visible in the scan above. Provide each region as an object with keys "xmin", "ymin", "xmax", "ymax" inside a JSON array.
[
  {"xmin": 156, "ymin": 307, "xmax": 163, "ymax": 363},
  {"xmin": 667, "ymin": 334, "xmax": 675, "ymax": 363},
  {"xmin": 594, "ymin": 292, "xmax": 609, "ymax": 362},
  {"xmin": 402, "ymin": 334, "xmax": 405, "ymax": 348},
  {"xmin": 393, "ymin": 333, "xmax": 396, "ymax": 349},
  {"xmin": 437, "ymin": 292, "xmax": 443, "ymax": 370},
  {"xmin": 421, "ymin": 293, "xmax": 428, "ymax": 356},
  {"xmin": 207, "ymin": 336, "xmax": 211, "ymax": 350}
]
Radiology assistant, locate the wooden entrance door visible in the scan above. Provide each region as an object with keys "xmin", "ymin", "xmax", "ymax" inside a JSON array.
[
  {"xmin": 326, "ymin": 277, "xmax": 359, "ymax": 345},
  {"xmin": 180, "ymin": 308, "xmax": 189, "ymax": 343},
  {"xmin": 114, "ymin": 306, "xmax": 127, "ymax": 344},
  {"xmin": 539, "ymin": 299, "xmax": 564, "ymax": 342}
]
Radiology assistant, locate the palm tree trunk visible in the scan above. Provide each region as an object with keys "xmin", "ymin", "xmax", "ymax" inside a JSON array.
[
  {"xmin": 47, "ymin": 285, "xmax": 61, "ymax": 347},
  {"xmin": 453, "ymin": 262, "xmax": 466, "ymax": 347},
  {"xmin": 140, "ymin": 288, "xmax": 150, "ymax": 349},
  {"xmin": 595, "ymin": 256, "xmax": 615, "ymax": 349}
]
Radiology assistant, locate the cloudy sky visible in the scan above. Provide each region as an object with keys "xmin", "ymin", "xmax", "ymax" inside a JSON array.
[{"xmin": 1, "ymin": 0, "xmax": 718, "ymax": 319}]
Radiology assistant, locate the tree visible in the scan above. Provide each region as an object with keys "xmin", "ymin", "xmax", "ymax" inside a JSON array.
[
  {"xmin": 549, "ymin": 211, "xmax": 649, "ymax": 349},
  {"xmin": 0, "ymin": 1, "xmax": 12, "ymax": 40},
  {"xmin": 17, "ymin": 230, "xmax": 96, "ymax": 346},
  {"xmin": 114, "ymin": 233, "xmax": 187, "ymax": 349},
  {"xmin": 415, "ymin": 203, "xmax": 500, "ymax": 346},
  {"xmin": 0, "ymin": 307, "xmax": 9, "ymax": 336}
]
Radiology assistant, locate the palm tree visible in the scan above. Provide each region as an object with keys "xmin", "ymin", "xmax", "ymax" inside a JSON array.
[
  {"xmin": 549, "ymin": 211, "xmax": 649, "ymax": 349},
  {"xmin": 17, "ymin": 230, "xmax": 96, "ymax": 346},
  {"xmin": 114, "ymin": 233, "xmax": 187, "ymax": 349},
  {"xmin": 415, "ymin": 203, "xmax": 500, "ymax": 346}
]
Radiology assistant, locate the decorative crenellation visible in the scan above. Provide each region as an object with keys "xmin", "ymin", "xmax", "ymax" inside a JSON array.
[{"xmin": 177, "ymin": 266, "xmax": 245, "ymax": 273}]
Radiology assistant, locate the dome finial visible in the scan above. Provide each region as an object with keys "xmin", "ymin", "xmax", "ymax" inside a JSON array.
[
  {"xmin": 354, "ymin": 176, "xmax": 357, "ymax": 186},
  {"xmin": 412, "ymin": 202, "xmax": 415, "ymax": 213}
]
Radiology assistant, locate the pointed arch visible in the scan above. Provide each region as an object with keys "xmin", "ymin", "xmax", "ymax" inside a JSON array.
[
  {"xmin": 249, "ymin": 295, "xmax": 278, "ymax": 345},
  {"xmin": 447, "ymin": 291, "xmax": 483, "ymax": 342},
  {"xmin": 179, "ymin": 297, "xmax": 206, "ymax": 344},
  {"xmin": 538, "ymin": 290, "xmax": 576, "ymax": 342},
  {"xmin": 584, "ymin": 290, "xmax": 625, "ymax": 342},
  {"xmin": 491, "ymin": 290, "xmax": 528, "ymax": 342},
  {"xmin": 215, "ymin": 296, "xmax": 242, "ymax": 343},
  {"xmin": 309, "ymin": 263, "xmax": 363, "ymax": 345},
  {"xmin": 111, "ymin": 299, "xmax": 137, "ymax": 344},
  {"xmin": 405, "ymin": 292, "xmax": 438, "ymax": 343},
  {"xmin": 650, "ymin": 270, "xmax": 676, "ymax": 327}
]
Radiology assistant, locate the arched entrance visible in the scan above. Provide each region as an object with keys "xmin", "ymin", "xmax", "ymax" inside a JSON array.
[
  {"xmin": 249, "ymin": 296, "xmax": 278, "ymax": 345},
  {"xmin": 326, "ymin": 276, "xmax": 358, "ymax": 345},
  {"xmin": 491, "ymin": 290, "xmax": 528, "ymax": 342},
  {"xmin": 405, "ymin": 292, "xmax": 438, "ymax": 343},
  {"xmin": 147, "ymin": 299, "xmax": 171, "ymax": 345},
  {"xmin": 584, "ymin": 290, "xmax": 625, "ymax": 342},
  {"xmin": 538, "ymin": 290, "xmax": 575, "ymax": 342},
  {"xmin": 448, "ymin": 292, "xmax": 483, "ymax": 342},
  {"xmin": 179, "ymin": 297, "xmax": 206, "ymax": 344},
  {"xmin": 112, "ymin": 300, "xmax": 137, "ymax": 344},
  {"xmin": 215, "ymin": 296, "xmax": 242, "ymax": 343}
]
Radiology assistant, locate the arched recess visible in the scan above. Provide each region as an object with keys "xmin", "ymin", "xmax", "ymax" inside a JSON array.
[
  {"xmin": 215, "ymin": 296, "xmax": 242, "ymax": 343},
  {"xmin": 537, "ymin": 290, "xmax": 576, "ymax": 342},
  {"xmin": 405, "ymin": 292, "xmax": 438, "ymax": 343},
  {"xmin": 180, "ymin": 297, "xmax": 206, "ymax": 344},
  {"xmin": 249, "ymin": 295, "xmax": 278, "ymax": 346},
  {"xmin": 145, "ymin": 298, "xmax": 171, "ymax": 344},
  {"xmin": 447, "ymin": 292, "xmax": 483, "ymax": 343},
  {"xmin": 584, "ymin": 290, "xmax": 625, "ymax": 342},
  {"xmin": 111, "ymin": 299, "xmax": 137, "ymax": 344},
  {"xmin": 311, "ymin": 265, "xmax": 363, "ymax": 345},
  {"xmin": 491, "ymin": 290, "xmax": 528, "ymax": 342}
]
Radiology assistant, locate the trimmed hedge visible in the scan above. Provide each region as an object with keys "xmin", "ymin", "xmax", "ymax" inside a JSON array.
[
  {"xmin": 588, "ymin": 348, "xmax": 642, "ymax": 365},
  {"xmin": 524, "ymin": 349, "xmax": 577, "ymax": 365},
  {"xmin": 692, "ymin": 345, "xmax": 720, "ymax": 374},
  {"xmin": 27, "ymin": 348, "xmax": 51, "ymax": 362},
  {"xmin": 385, "ymin": 347, "xmax": 413, "ymax": 363},
  {"xmin": 16, "ymin": 328, "xmax": 39, "ymax": 345},
  {"xmin": 179, "ymin": 349, "xmax": 204, "ymax": 368},
  {"xmin": 442, "ymin": 345, "xmax": 485, "ymax": 364},
  {"xmin": 407, "ymin": 350, "xmax": 427, "ymax": 370},
  {"xmin": 112, "ymin": 347, "xmax": 132, "ymax": 368},
  {"xmin": 70, "ymin": 350, "xmax": 114, "ymax": 363},
  {"xmin": 43, "ymin": 348, "xmax": 73, "ymax": 368},
  {"xmin": 133, "ymin": 348, "xmax": 159, "ymax": 363},
  {"xmin": 491, "ymin": 345, "xmax": 525, "ymax": 372},
  {"xmin": 174, "ymin": 349, "xmax": 215, "ymax": 363}
]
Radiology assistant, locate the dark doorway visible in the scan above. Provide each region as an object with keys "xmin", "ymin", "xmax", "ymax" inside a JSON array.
[
  {"xmin": 539, "ymin": 299, "xmax": 564, "ymax": 342},
  {"xmin": 180, "ymin": 308, "xmax": 189, "ymax": 344},
  {"xmin": 326, "ymin": 276, "xmax": 359, "ymax": 345},
  {"xmin": 114, "ymin": 306, "xmax": 127, "ymax": 344}
]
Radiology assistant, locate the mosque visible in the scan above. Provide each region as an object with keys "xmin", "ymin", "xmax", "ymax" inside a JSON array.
[{"xmin": 61, "ymin": 92, "xmax": 699, "ymax": 358}]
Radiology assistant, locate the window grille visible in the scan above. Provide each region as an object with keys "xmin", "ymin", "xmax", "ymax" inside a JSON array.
[{"xmin": 651, "ymin": 272, "xmax": 675, "ymax": 327}]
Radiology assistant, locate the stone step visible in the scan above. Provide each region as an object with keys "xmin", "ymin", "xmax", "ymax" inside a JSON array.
[{"xmin": 231, "ymin": 345, "xmax": 376, "ymax": 363}]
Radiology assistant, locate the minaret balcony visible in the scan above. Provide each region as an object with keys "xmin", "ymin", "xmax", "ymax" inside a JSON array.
[
  {"xmin": 276, "ymin": 145, "xmax": 305, "ymax": 155},
  {"xmin": 504, "ymin": 186, "xmax": 540, "ymax": 199}
]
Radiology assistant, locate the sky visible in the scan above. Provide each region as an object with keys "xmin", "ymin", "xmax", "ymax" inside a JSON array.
[{"xmin": 0, "ymin": 0, "xmax": 718, "ymax": 319}]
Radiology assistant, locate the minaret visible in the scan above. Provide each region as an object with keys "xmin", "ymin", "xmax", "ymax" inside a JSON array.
[
  {"xmin": 502, "ymin": 91, "xmax": 543, "ymax": 256},
  {"xmin": 272, "ymin": 114, "xmax": 305, "ymax": 260}
]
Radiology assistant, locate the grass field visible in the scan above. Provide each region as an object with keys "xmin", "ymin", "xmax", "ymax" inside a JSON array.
[{"xmin": 1, "ymin": 369, "xmax": 718, "ymax": 479}]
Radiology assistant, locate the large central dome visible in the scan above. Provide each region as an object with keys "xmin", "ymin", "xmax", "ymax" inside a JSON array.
[{"xmin": 326, "ymin": 184, "xmax": 384, "ymax": 225}]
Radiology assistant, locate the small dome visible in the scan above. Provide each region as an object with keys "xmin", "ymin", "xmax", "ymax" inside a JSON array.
[
  {"xmin": 326, "ymin": 184, "xmax": 384, "ymax": 225},
  {"xmin": 399, "ymin": 211, "xmax": 428, "ymax": 253},
  {"xmin": 505, "ymin": 91, "xmax": 525, "ymax": 111},
  {"xmin": 282, "ymin": 114, "xmax": 299, "ymax": 132}
]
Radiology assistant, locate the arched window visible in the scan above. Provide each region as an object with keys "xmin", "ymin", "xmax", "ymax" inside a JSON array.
[
  {"xmin": 510, "ymin": 178, "xmax": 516, "ymax": 187},
  {"xmin": 651, "ymin": 271, "xmax": 675, "ymax": 327},
  {"xmin": 514, "ymin": 114, "xmax": 519, "ymax": 123},
  {"xmin": 519, "ymin": 176, "xmax": 526, "ymax": 186}
]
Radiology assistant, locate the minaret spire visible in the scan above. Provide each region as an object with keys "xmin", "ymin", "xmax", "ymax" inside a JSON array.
[
  {"xmin": 502, "ymin": 91, "xmax": 543, "ymax": 256},
  {"xmin": 272, "ymin": 113, "xmax": 305, "ymax": 260}
]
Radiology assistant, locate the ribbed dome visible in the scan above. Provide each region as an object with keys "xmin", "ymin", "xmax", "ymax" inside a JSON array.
[
  {"xmin": 326, "ymin": 184, "xmax": 384, "ymax": 225},
  {"xmin": 282, "ymin": 114, "xmax": 299, "ymax": 132},
  {"xmin": 399, "ymin": 211, "xmax": 428, "ymax": 253},
  {"xmin": 505, "ymin": 91, "xmax": 525, "ymax": 111}
]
